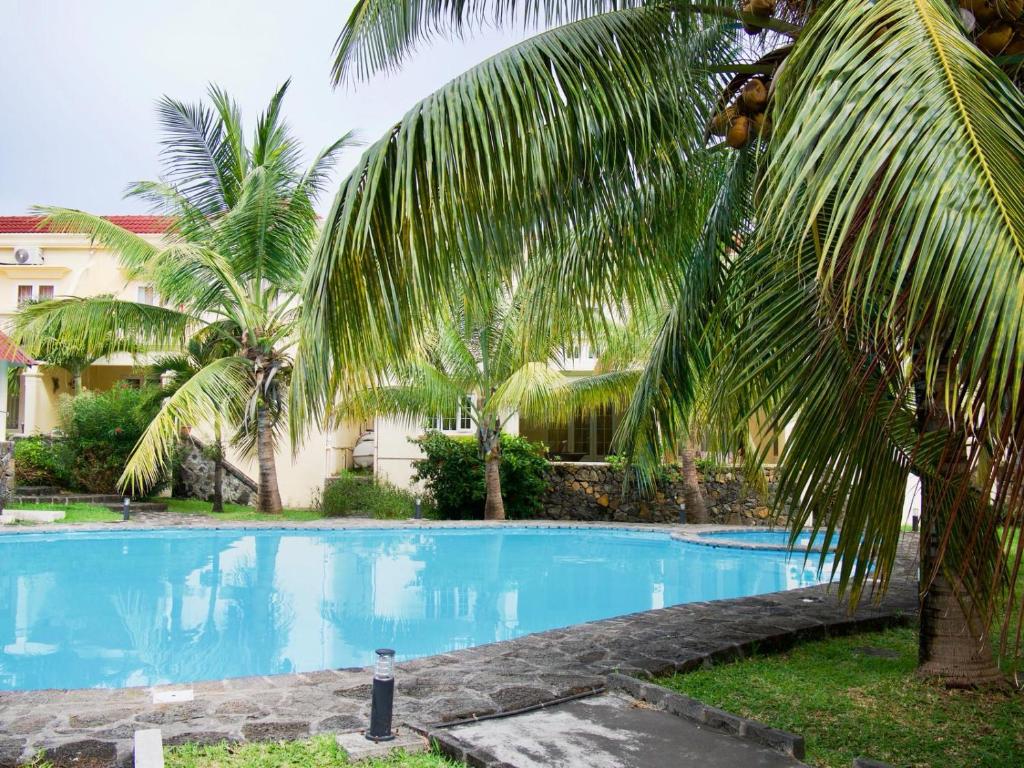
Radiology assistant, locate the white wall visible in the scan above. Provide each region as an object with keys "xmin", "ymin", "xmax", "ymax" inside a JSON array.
[{"xmin": 373, "ymin": 412, "xmax": 520, "ymax": 492}]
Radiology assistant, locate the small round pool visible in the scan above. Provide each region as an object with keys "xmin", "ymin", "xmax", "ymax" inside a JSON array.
[{"xmin": 0, "ymin": 526, "xmax": 832, "ymax": 691}]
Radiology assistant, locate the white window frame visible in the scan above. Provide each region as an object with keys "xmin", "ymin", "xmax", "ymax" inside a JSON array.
[
  {"xmin": 16, "ymin": 284, "xmax": 55, "ymax": 305},
  {"xmin": 136, "ymin": 284, "xmax": 156, "ymax": 305},
  {"xmin": 429, "ymin": 395, "xmax": 474, "ymax": 433}
]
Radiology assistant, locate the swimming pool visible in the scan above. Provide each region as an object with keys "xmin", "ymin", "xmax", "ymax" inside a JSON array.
[{"xmin": 0, "ymin": 526, "xmax": 831, "ymax": 691}]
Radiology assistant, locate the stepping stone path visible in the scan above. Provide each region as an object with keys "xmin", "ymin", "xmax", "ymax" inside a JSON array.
[{"xmin": 432, "ymin": 691, "xmax": 806, "ymax": 767}]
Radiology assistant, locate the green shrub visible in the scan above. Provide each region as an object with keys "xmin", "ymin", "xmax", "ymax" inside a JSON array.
[
  {"xmin": 13, "ymin": 436, "xmax": 70, "ymax": 487},
  {"xmin": 320, "ymin": 471, "xmax": 418, "ymax": 519},
  {"xmin": 411, "ymin": 431, "xmax": 549, "ymax": 519},
  {"xmin": 56, "ymin": 385, "xmax": 164, "ymax": 495}
]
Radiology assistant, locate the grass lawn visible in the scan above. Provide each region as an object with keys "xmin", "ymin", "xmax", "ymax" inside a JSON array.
[
  {"xmin": 163, "ymin": 498, "xmax": 327, "ymax": 522},
  {"xmin": 658, "ymin": 626, "xmax": 1024, "ymax": 768},
  {"xmin": 5, "ymin": 501, "xmax": 120, "ymax": 524},
  {"xmin": 165, "ymin": 737, "xmax": 458, "ymax": 768}
]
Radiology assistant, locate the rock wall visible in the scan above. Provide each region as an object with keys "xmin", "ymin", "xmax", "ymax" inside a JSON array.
[
  {"xmin": 174, "ymin": 437, "xmax": 257, "ymax": 506},
  {"xmin": 539, "ymin": 462, "xmax": 786, "ymax": 526}
]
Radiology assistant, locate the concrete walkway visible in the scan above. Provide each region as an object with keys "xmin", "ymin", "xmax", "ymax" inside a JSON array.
[{"xmin": 434, "ymin": 693, "xmax": 805, "ymax": 768}]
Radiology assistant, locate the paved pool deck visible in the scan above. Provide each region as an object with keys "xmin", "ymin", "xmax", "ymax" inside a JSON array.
[
  {"xmin": 435, "ymin": 691, "xmax": 806, "ymax": 768},
  {"xmin": 0, "ymin": 520, "xmax": 919, "ymax": 767}
]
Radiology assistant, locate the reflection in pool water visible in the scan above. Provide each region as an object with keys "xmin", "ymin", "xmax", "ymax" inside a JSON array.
[{"xmin": 0, "ymin": 527, "xmax": 830, "ymax": 691}]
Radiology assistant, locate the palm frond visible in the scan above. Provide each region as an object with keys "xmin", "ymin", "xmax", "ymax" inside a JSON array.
[
  {"xmin": 30, "ymin": 208, "xmax": 161, "ymax": 279},
  {"xmin": 120, "ymin": 356, "xmax": 253, "ymax": 495},
  {"xmin": 156, "ymin": 95, "xmax": 236, "ymax": 214},
  {"xmin": 752, "ymin": 0, "xmax": 1024, "ymax": 626},
  {"xmin": 300, "ymin": 6, "xmax": 733, "ymax": 430},
  {"xmin": 11, "ymin": 296, "xmax": 193, "ymax": 360}
]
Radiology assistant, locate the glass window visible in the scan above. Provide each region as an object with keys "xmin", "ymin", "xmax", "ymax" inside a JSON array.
[
  {"xmin": 594, "ymin": 406, "xmax": 615, "ymax": 457},
  {"xmin": 440, "ymin": 411, "xmax": 457, "ymax": 431},
  {"xmin": 573, "ymin": 413, "xmax": 590, "ymax": 455},
  {"xmin": 17, "ymin": 285, "xmax": 53, "ymax": 304},
  {"xmin": 548, "ymin": 421, "xmax": 570, "ymax": 456},
  {"xmin": 459, "ymin": 396, "xmax": 473, "ymax": 430},
  {"xmin": 137, "ymin": 285, "xmax": 156, "ymax": 304}
]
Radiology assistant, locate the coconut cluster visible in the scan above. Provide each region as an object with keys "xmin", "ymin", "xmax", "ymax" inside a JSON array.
[
  {"xmin": 711, "ymin": 77, "xmax": 772, "ymax": 149},
  {"xmin": 741, "ymin": 0, "xmax": 777, "ymax": 34},
  {"xmin": 961, "ymin": 1, "xmax": 1024, "ymax": 56}
]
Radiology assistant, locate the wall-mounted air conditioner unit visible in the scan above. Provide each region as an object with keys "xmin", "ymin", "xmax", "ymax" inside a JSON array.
[{"xmin": 13, "ymin": 246, "xmax": 44, "ymax": 265}]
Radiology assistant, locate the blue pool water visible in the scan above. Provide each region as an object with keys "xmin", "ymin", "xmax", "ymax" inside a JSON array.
[{"xmin": 0, "ymin": 527, "xmax": 830, "ymax": 691}]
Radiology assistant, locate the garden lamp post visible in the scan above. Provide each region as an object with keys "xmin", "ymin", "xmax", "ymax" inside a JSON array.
[
  {"xmin": 122, "ymin": 496, "xmax": 131, "ymax": 521},
  {"xmin": 366, "ymin": 648, "xmax": 396, "ymax": 742}
]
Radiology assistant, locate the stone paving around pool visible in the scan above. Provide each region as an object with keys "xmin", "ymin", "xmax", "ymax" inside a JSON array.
[{"xmin": 0, "ymin": 521, "xmax": 919, "ymax": 767}]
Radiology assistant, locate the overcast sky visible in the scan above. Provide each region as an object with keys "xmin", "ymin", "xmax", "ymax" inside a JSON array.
[{"xmin": 0, "ymin": 0, "xmax": 530, "ymax": 214}]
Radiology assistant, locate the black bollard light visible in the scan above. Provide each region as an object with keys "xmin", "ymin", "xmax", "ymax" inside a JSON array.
[
  {"xmin": 366, "ymin": 648, "xmax": 396, "ymax": 742},
  {"xmin": 122, "ymin": 496, "xmax": 131, "ymax": 521},
  {"xmin": 414, "ymin": 497, "xmax": 422, "ymax": 520},
  {"xmin": 911, "ymin": 515, "xmax": 919, "ymax": 533},
  {"xmin": 678, "ymin": 500, "xmax": 687, "ymax": 525}
]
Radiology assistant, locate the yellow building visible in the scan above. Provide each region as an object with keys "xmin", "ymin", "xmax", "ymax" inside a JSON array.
[
  {"xmin": 0, "ymin": 216, "xmax": 357, "ymax": 507},
  {"xmin": 0, "ymin": 216, "xmax": 784, "ymax": 506}
]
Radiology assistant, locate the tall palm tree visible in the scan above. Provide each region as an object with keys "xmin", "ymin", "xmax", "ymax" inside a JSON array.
[
  {"xmin": 334, "ymin": 288, "xmax": 639, "ymax": 519},
  {"xmin": 14, "ymin": 82, "xmax": 354, "ymax": 513},
  {"xmin": 298, "ymin": 0, "xmax": 1024, "ymax": 685}
]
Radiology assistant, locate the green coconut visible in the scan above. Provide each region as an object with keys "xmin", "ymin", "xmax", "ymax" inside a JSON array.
[
  {"xmin": 1004, "ymin": 31, "xmax": 1024, "ymax": 54},
  {"xmin": 978, "ymin": 22, "xmax": 1014, "ymax": 53},
  {"xmin": 710, "ymin": 106, "xmax": 737, "ymax": 137},
  {"xmin": 997, "ymin": 0, "xmax": 1024, "ymax": 21},
  {"xmin": 741, "ymin": 79, "xmax": 769, "ymax": 114},
  {"xmin": 964, "ymin": 0, "xmax": 999, "ymax": 25},
  {"xmin": 752, "ymin": 112, "xmax": 772, "ymax": 139},
  {"xmin": 726, "ymin": 116, "xmax": 752, "ymax": 149}
]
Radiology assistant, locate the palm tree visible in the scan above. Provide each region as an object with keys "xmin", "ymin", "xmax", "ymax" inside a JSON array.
[
  {"xmin": 14, "ymin": 82, "xmax": 354, "ymax": 513},
  {"xmin": 145, "ymin": 325, "xmax": 238, "ymax": 512},
  {"xmin": 333, "ymin": 289, "xmax": 639, "ymax": 519},
  {"xmin": 297, "ymin": 0, "xmax": 1024, "ymax": 685}
]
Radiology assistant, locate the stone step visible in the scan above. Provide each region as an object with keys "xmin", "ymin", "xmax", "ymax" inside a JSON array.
[
  {"xmin": 9, "ymin": 493, "xmax": 126, "ymax": 505},
  {"xmin": 11, "ymin": 485, "xmax": 62, "ymax": 496}
]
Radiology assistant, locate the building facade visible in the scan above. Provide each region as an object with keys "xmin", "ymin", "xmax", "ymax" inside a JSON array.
[
  {"xmin": 0, "ymin": 216, "xmax": 357, "ymax": 507},
  {"xmin": 0, "ymin": 216, "xmax": 781, "ymax": 507}
]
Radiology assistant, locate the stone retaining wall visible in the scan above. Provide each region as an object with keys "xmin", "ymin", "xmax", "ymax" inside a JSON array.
[
  {"xmin": 539, "ymin": 462, "xmax": 786, "ymax": 526},
  {"xmin": 173, "ymin": 437, "xmax": 257, "ymax": 506}
]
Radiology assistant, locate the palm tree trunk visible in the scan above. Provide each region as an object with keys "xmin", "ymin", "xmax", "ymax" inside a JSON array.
[
  {"xmin": 915, "ymin": 351, "xmax": 1003, "ymax": 688},
  {"xmin": 211, "ymin": 423, "xmax": 224, "ymax": 513},
  {"xmin": 483, "ymin": 452, "xmax": 505, "ymax": 520},
  {"xmin": 679, "ymin": 448, "xmax": 708, "ymax": 523},
  {"xmin": 917, "ymin": 519, "xmax": 1003, "ymax": 687},
  {"xmin": 212, "ymin": 453, "xmax": 224, "ymax": 513},
  {"xmin": 256, "ymin": 404, "xmax": 282, "ymax": 514}
]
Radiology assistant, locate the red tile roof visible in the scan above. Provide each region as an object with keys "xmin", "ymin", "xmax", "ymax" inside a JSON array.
[
  {"xmin": 0, "ymin": 215, "xmax": 172, "ymax": 235},
  {"xmin": 0, "ymin": 331, "xmax": 33, "ymax": 366}
]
